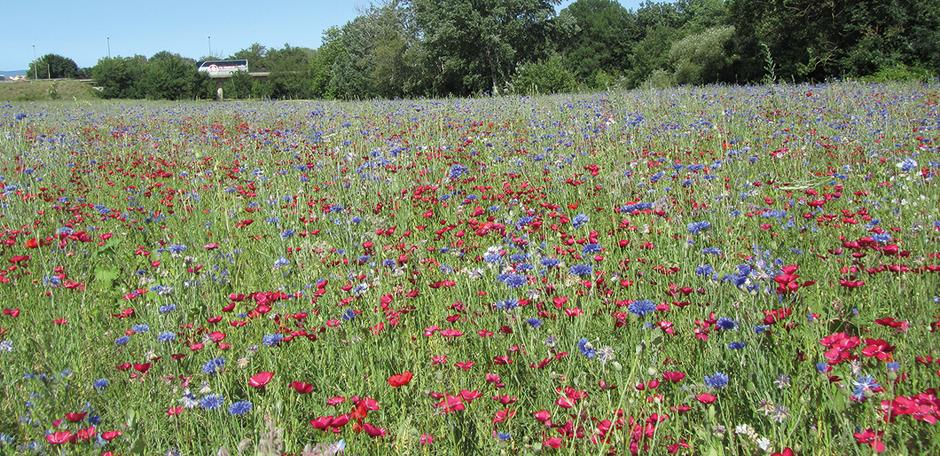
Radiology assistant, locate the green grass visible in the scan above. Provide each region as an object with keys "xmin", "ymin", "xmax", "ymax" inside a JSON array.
[{"xmin": 0, "ymin": 79, "xmax": 98, "ymax": 101}]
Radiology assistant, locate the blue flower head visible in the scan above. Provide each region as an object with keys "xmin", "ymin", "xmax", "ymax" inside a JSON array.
[
  {"xmin": 716, "ymin": 317, "xmax": 738, "ymax": 330},
  {"xmin": 262, "ymin": 333, "xmax": 284, "ymax": 346},
  {"xmin": 93, "ymin": 378, "xmax": 110, "ymax": 391},
  {"xmin": 199, "ymin": 394, "xmax": 223, "ymax": 410},
  {"xmin": 687, "ymin": 221, "xmax": 711, "ymax": 234},
  {"xmin": 228, "ymin": 400, "xmax": 252, "ymax": 416},
  {"xmin": 202, "ymin": 357, "xmax": 225, "ymax": 375},
  {"xmin": 628, "ymin": 300, "xmax": 656, "ymax": 317},
  {"xmin": 577, "ymin": 338, "xmax": 596, "ymax": 359},
  {"xmin": 704, "ymin": 372, "xmax": 729, "ymax": 389},
  {"xmin": 572, "ymin": 213, "xmax": 589, "ymax": 229},
  {"xmin": 569, "ymin": 264, "xmax": 592, "ymax": 277}
]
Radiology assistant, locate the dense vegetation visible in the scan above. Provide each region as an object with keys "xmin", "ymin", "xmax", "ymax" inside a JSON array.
[{"xmin": 24, "ymin": 0, "xmax": 940, "ymax": 99}]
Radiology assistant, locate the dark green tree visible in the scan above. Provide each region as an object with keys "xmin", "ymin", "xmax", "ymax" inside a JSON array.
[
  {"xmin": 140, "ymin": 51, "xmax": 204, "ymax": 100},
  {"xmin": 28, "ymin": 54, "xmax": 80, "ymax": 79},
  {"xmin": 558, "ymin": 0, "xmax": 638, "ymax": 83},
  {"xmin": 91, "ymin": 56, "xmax": 148, "ymax": 98},
  {"xmin": 412, "ymin": 0, "xmax": 561, "ymax": 96}
]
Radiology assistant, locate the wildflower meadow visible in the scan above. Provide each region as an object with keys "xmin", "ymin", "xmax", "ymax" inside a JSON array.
[{"xmin": 0, "ymin": 82, "xmax": 938, "ymax": 454}]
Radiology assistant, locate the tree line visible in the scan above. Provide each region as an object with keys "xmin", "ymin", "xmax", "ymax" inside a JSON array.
[{"xmin": 31, "ymin": 0, "xmax": 940, "ymax": 100}]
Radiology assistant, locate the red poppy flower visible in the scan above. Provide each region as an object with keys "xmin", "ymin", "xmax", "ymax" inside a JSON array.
[
  {"xmin": 387, "ymin": 370, "xmax": 413, "ymax": 388},
  {"xmin": 64, "ymin": 412, "xmax": 87, "ymax": 422},
  {"xmin": 45, "ymin": 431, "xmax": 74, "ymax": 445},
  {"xmin": 248, "ymin": 371, "xmax": 274, "ymax": 389},
  {"xmin": 696, "ymin": 393, "xmax": 717, "ymax": 404},
  {"xmin": 290, "ymin": 381, "xmax": 313, "ymax": 394}
]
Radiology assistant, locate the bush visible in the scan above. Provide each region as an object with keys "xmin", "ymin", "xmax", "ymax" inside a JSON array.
[
  {"xmin": 667, "ymin": 25, "xmax": 736, "ymax": 85},
  {"xmin": 510, "ymin": 55, "xmax": 578, "ymax": 95},
  {"xmin": 860, "ymin": 64, "xmax": 936, "ymax": 83}
]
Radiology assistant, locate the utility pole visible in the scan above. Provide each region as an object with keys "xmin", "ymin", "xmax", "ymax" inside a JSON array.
[{"xmin": 107, "ymin": 36, "xmax": 111, "ymax": 58}]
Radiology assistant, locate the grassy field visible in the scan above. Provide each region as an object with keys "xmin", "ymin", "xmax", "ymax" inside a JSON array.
[
  {"xmin": 0, "ymin": 79, "xmax": 97, "ymax": 101},
  {"xmin": 0, "ymin": 82, "xmax": 937, "ymax": 455}
]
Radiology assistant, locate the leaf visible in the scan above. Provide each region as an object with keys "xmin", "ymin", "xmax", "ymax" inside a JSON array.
[{"xmin": 94, "ymin": 267, "xmax": 119, "ymax": 289}]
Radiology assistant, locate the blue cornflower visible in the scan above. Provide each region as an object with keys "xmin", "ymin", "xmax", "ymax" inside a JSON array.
[
  {"xmin": 582, "ymin": 243, "xmax": 601, "ymax": 254},
  {"xmin": 572, "ymin": 213, "xmax": 589, "ymax": 229},
  {"xmin": 852, "ymin": 375, "xmax": 880, "ymax": 400},
  {"xmin": 687, "ymin": 221, "xmax": 711, "ymax": 234},
  {"xmin": 702, "ymin": 247, "xmax": 722, "ymax": 255},
  {"xmin": 448, "ymin": 164, "xmax": 467, "ymax": 180},
  {"xmin": 496, "ymin": 431, "xmax": 511, "ymax": 441},
  {"xmin": 273, "ymin": 257, "xmax": 289, "ymax": 268},
  {"xmin": 158, "ymin": 304, "xmax": 177, "ymax": 314},
  {"xmin": 541, "ymin": 258, "xmax": 559, "ymax": 268},
  {"xmin": 704, "ymin": 372, "xmax": 729, "ymax": 389},
  {"xmin": 728, "ymin": 341, "xmax": 746, "ymax": 350},
  {"xmin": 577, "ymin": 338, "xmax": 596, "ymax": 359},
  {"xmin": 228, "ymin": 400, "xmax": 253, "ymax": 416},
  {"xmin": 498, "ymin": 273, "xmax": 527, "ymax": 288},
  {"xmin": 716, "ymin": 317, "xmax": 738, "ymax": 330},
  {"xmin": 132, "ymin": 324, "xmax": 149, "ymax": 333},
  {"xmin": 262, "ymin": 333, "xmax": 284, "ymax": 346},
  {"xmin": 886, "ymin": 362, "xmax": 900, "ymax": 372},
  {"xmin": 93, "ymin": 378, "xmax": 109, "ymax": 391},
  {"xmin": 158, "ymin": 332, "xmax": 176, "ymax": 343},
  {"xmin": 569, "ymin": 264, "xmax": 592, "ymax": 277},
  {"xmin": 872, "ymin": 233, "xmax": 891, "ymax": 244},
  {"xmin": 483, "ymin": 251, "xmax": 503, "ymax": 263},
  {"xmin": 897, "ymin": 157, "xmax": 917, "ymax": 172},
  {"xmin": 495, "ymin": 298, "xmax": 519, "ymax": 311},
  {"xmin": 526, "ymin": 318, "xmax": 542, "ymax": 328},
  {"xmin": 199, "ymin": 394, "xmax": 223, "ymax": 410},
  {"xmin": 695, "ymin": 264, "xmax": 714, "ymax": 276},
  {"xmin": 627, "ymin": 300, "xmax": 656, "ymax": 317},
  {"xmin": 115, "ymin": 336, "xmax": 130, "ymax": 346},
  {"xmin": 202, "ymin": 357, "xmax": 225, "ymax": 375},
  {"xmin": 168, "ymin": 244, "xmax": 187, "ymax": 255}
]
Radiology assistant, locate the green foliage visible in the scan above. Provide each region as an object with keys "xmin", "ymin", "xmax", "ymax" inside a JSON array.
[
  {"xmin": 91, "ymin": 56, "xmax": 148, "ymax": 99},
  {"xmin": 222, "ymin": 71, "xmax": 253, "ymax": 99},
  {"xmin": 413, "ymin": 0, "xmax": 561, "ymax": 95},
  {"xmin": 510, "ymin": 54, "xmax": 577, "ymax": 94},
  {"xmin": 667, "ymin": 25, "xmax": 736, "ymax": 85},
  {"xmin": 626, "ymin": 25, "xmax": 681, "ymax": 88},
  {"xmin": 58, "ymin": 0, "xmax": 940, "ymax": 99},
  {"xmin": 28, "ymin": 54, "xmax": 80, "ymax": 79},
  {"xmin": 140, "ymin": 52, "xmax": 205, "ymax": 100},
  {"xmin": 860, "ymin": 64, "xmax": 936, "ymax": 83},
  {"xmin": 729, "ymin": 0, "xmax": 940, "ymax": 82},
  {"xmin": 558, "ymin": 0, "xmax": 637, "ymax": 81}
]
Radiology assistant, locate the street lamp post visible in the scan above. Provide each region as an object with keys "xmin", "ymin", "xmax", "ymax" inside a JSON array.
[
  {"xmin": 208, "ymin": 36, "xmax": 212, "ymax": 58},
  {"xmin": 107, "ymin": 36, "xmax": 111, "ymax": 58},
  {"xmin": 32, "ymin": 44, "xmax": 37, "ymax": 80}
]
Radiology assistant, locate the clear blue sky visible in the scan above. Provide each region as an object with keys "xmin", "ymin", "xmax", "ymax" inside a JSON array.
[{"xmin": 3, "ymin": 0, "xmax": 651, "ymax": 71}]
